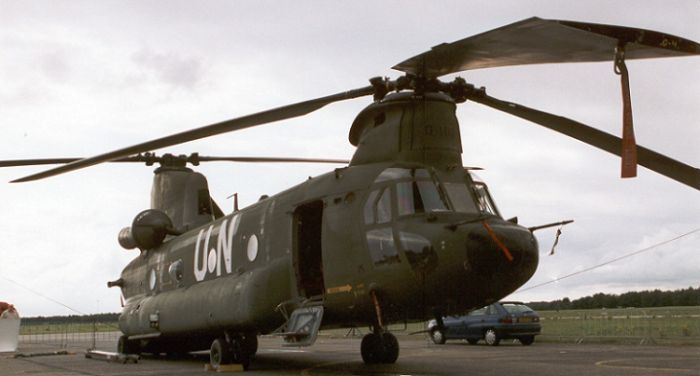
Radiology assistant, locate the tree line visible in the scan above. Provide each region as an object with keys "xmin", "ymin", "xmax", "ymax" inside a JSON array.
[
  {"xmin": 21, "ymin": 312, "xmax": 119, "ymax": 325},
  {"xmin": 527, "ymin": 286, "xmax": 700, "ymax": 311}
]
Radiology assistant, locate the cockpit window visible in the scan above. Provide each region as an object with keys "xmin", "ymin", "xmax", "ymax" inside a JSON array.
[
  {"xmin": 369, "ymin": 167, "xmax": 500, "ymax": 218},
  {"xmin": 376, "ymin": 188, "xmax": 391, "ymax": 224},
  {"xmin": 443, "ymin": 182, "xmax": 479, "ymax": 213},
  {"xmin": 375, "ymin": 168, "xmax": 412, "ymax": 183},
  {"xmin": 473, "ymin": 182, "xmax": 499, "ymax": 216},
  {"xmin": 393, "ymin": 170, "xmax": 449, "ymax": 216},
  {"xmin": 364, "ymin": 187, "xmax": 392, "ymax": 225}
]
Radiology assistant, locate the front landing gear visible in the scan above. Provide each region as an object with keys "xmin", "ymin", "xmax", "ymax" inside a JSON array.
[
  {"xmin": 361, "ymin": 331, "xmax": 399, "ymax": 364},
  {"xmin": 361, "ymin": 290, "xmax": 399, "ymax": 364},
  {"xmin": 209, "ymin": 333, "xmax": 254, "ymax": 371}
]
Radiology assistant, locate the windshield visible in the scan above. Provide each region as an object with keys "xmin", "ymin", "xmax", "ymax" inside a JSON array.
[
  {"xmin": 368, "ymin": 167, "xmax": 501, "ymax": 217},
  {"xmin": 392, "ymin": 169, "xmax": 449, "ymax": 215}
]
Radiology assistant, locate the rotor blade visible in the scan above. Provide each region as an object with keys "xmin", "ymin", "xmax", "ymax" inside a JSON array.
[
  {"xmin": 470, "ymin": 93, "xmax": 700, "ymax": 191},
  {"xmin": 196, "ymin": 156, "xmax": 348, "ymax": 164},
  {"xmin": 394, "ymin": 17, "xmax": 700, "ymax": 78},
  {"xmin": 1, "ymin": 155, "xmax": 349, "ymax": 169},
  {"xmin": 0, "ymin": 158, "xmax": 81, "ymax": 167},
  {"xmin": 0, "ymin": 157, "xmax": 145, "ymax": 167},
  {"xmin": 12, "ymin": 86, "xmax": 374, "ymax": 182}
]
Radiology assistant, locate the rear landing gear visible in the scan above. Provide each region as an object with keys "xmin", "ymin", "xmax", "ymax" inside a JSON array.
[
  {"xmin": 117, "ymin": 335, "xmax": 141, "ymax": 354},
  {"xmin": 361, "ymin": 291, "xmax": 399, "ymax": 364},
  {"xmin": 209, "ymin": 333, "xmax": 254, "ymax": 371}
]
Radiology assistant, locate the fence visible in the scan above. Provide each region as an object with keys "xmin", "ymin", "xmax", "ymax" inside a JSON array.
[
  {"xmin": 18, "ymin": 321, "xmax": 121, "ymax": 349},
  {"xmin": 537, "ymin": 306, "xmax": 700, "ymax": 345}
]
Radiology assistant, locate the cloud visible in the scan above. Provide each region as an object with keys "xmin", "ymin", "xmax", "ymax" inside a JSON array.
[{"xmin": 130, "ymin": 48, "xmax": 205, "ymax": 90}]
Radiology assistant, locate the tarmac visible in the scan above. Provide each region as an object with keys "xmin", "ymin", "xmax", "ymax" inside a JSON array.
[{"xmin": 1, "ymin": 334, "xmax": 699, "ymax": 375}]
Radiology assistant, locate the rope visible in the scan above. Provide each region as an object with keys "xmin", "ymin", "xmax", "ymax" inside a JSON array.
[{"xmin": 517, "ymin": 228, "xmax": 700, "ymax": 293}]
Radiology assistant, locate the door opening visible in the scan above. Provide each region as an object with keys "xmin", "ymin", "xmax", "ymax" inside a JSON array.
[{"xmin": 293, "ymin": 200, "xmax": 325, "ymax": 298}]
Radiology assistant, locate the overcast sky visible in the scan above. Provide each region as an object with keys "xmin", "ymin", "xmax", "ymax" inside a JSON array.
[{"xmin": 1, "ymin": 1, "xmax": 698, "ymax": 317}]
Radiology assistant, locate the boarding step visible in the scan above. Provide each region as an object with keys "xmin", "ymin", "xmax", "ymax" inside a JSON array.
[{"xmin": 275, "ymin": 305, "xmax": 324, "ymax": 347}]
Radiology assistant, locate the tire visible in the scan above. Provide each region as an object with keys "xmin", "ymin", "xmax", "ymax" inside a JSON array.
[
  {"xmin": 209, "ymin": 337, "xmax": 231, "ymax": 370},
  {"xmin": 484, "ymin": 329, "xmax": 500, "ymax": 346},
  {"xmin": 229, "ymin": 335, "xmax": 251, "ymax": 371},
  {"xmin": 430, "ymin": 329, "xmax": 446, "ymax": 345},
  {"xmin": 466, "ymin": 338, "xmax": 478, "ymax": 345},
  {"xmin": 519, "ymin": 335, "xmax": 535, "ymax": 346},
  {"xmin": 381, "ymin": 332, "xmax": 399, "ymax": 364},
  {"xmin": 361, "ymin": 333, "xmax": 385, "ymax": 364}
]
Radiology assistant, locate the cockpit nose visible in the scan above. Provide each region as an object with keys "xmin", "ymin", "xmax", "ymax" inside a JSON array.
[{"xmin": 464, "ymin": 221, "xmax": 539, "ymax": 294}]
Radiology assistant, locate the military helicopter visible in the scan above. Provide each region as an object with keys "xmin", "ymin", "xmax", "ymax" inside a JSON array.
[{"xmin": 3, "ymin": 17, "xmax": 699, "ymax": 370}]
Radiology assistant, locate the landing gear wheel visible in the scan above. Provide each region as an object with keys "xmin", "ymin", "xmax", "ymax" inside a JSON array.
[
  {"xmin": 229, "ymin": 335, "xmax": 251, "ymax": 370},
  {"xmin": 484, "ymin": 329, "xmax": 500, "ymax": 346},
  {"xmin": 467, "ymin": 338, "xmax": 479, "ymax": 345},
  {"xmin": 381, "ymin": 332, "xmax": 399, "ymax": 363},
  {"xmin": 117, "ymin": 335, "xmax": 140, "ymax": 354},
  {"xmin": 361, "ymin": 332, "xmax": 400, "ymax": 364},
  {"xmin": 430, "ymin": 329, "xmax": 446, "ymax": 345},
  {"xmin": 361, "ymin": 333, "xmax": 384, "ymax": 364},
  {"xmin": 519, "ymin": 335, "xmax": 535, "ymax": 346},
  {"xmin": 209, "ymin": 337, "xmax": 232, "ymax": 370}
]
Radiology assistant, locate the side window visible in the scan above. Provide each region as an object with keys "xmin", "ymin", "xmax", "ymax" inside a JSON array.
[{"xmin": 469, "ymin": 307, "xmax": 488, "ymax": 316}]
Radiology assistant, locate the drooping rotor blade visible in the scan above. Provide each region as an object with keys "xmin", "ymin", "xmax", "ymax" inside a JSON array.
[
  {"xmin": 470, "ymin": 93, "xmax": 700, "ymax": 191},
  {"xmin": 0, "ymin": 158, "xmax": 81, "ymax": 167},
  {"xmin": 0, "ymin": 157, "xmax": 144, "ymax": 167},
  {"xmin": 1, "ymin": 155, "xmax": 349, "ymax": 169},
  {"xmin": 393, "ymin": 17, "xmax": 700, "ymax": 78},
  {"xmin": 196, "ymin": 156, "xmax": 348, "ymax": 164},
  {"xmin": 12, "ymin": 86, "xmax": 374, "ymax": 182}
]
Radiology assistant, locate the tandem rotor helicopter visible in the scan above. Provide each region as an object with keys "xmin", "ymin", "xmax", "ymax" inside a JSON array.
[{"xmin": 3, "ymin": 17, "xmax": 700, "ymax": 370}]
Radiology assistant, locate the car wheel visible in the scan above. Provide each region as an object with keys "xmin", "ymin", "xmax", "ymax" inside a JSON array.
[
  {"xmin": 430, "ymin": 329, "xmax": 446, "ymax": 345},
  {"xmin": 484, "ymin": 329, "xmax": 500, "ymax": 346},
  {"xmin": 466, "ymin": 338, "xmax": 478, "ymax": 345},
  {"xmin": 519, "ymin": 335, "xmax": 535, "ymax": 346}
]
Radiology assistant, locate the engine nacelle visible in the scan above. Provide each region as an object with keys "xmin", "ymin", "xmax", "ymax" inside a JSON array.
[{"xmin": 118, "ymin": 209, "xmax": 174, "ymax": 250}]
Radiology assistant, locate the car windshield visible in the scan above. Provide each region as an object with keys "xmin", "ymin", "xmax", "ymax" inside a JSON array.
[{"xmin": 502, "ymin": 303, "xmax": 534, "ymax": 314}]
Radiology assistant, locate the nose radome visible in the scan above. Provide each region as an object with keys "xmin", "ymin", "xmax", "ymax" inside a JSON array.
[{"xmin": 465, "ymin": 223, "xmax": 539, "ymax": 294}]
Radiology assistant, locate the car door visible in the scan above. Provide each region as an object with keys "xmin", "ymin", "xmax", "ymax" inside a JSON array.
[{"xmin": 464, "ymin": 306, "xmax": 488, "ymax": 338}]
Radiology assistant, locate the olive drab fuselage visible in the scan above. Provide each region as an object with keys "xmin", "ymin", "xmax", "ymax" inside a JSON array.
[{"xmin": 115, "ymin": 92, "xmax": 540, "ymax": 349}]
